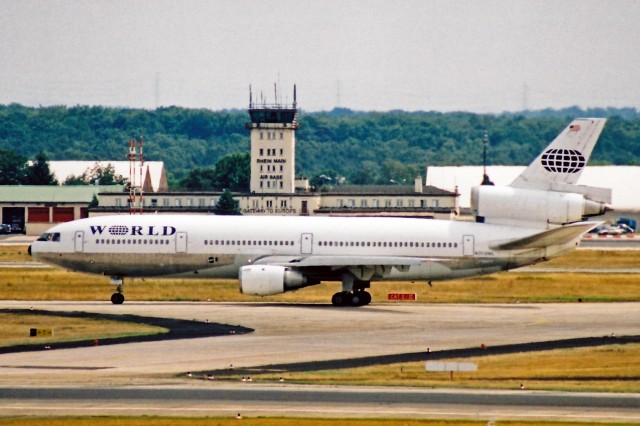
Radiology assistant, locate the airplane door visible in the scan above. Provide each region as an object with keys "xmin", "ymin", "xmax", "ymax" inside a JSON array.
[
  {"xmin": 463, "ymin": 235, "xmax": 474, "ymax": 256},
  {"xmin": 176, "ymin": 232, "xmax": 187, "ymax": 253},
  {"xmin": 74, "ymin": 231, "xmax": 84, "ymax": 252},
  {"xmin": 300, "ymin": 233, "xmax": 313, "ymax": 255}
]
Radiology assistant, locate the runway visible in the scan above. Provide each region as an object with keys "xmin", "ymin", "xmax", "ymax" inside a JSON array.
[{"xmin": 0, "ymin": 301, "xmax": 639, "ymax": 421}]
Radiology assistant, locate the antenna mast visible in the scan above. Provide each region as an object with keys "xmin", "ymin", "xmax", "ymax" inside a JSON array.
[
  {"xmin": 481, "ymin": 131, "xmax": 494, "ymax": 186},
  {"xmin": 128, "ymin": 137, "xmax": 144, "ymax": 214}
]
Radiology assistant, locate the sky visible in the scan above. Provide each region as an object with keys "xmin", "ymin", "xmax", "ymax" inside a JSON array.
[{"xmin": 2, "ymin": 0, "xmax": 640, "ymax": 113}]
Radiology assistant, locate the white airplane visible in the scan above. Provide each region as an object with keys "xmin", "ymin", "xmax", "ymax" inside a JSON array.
[{"xmin": 30, "ymin": 118, "xmax": 610, "ymax": 306}]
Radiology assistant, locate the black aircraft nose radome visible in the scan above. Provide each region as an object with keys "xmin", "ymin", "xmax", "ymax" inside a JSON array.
[{"xmin": 27, "ymin": 244, "xmax": 32, "ymax": 256}]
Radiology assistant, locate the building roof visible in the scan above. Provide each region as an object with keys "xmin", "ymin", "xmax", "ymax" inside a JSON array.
[
  {"xmin": 425, "ymin": 166, "xmax": 640, "ymax": 210},
  {"xmin": 322, "ymin": 185, "xmax": 457, "ymax": 196},
  {"xmin": 0, "ymin": 185, "xmax": 123, "ymax": 203},
  {"xmin": 47, "ymin": 161, "xmax": 168, "ymax": 192}
]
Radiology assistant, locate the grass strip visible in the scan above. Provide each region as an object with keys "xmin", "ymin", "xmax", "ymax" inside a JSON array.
[
  {"xmin": 0, "ymin": 418, "xmax": 638, "ymax": 426},
  {"xmin": 205, "ymin": 341, "xmax": 640, "ymax": 393}
]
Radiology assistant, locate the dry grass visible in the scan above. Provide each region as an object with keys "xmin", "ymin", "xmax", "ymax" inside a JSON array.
[
  {"xmin": 0, "ymin": 245, "xmax": 32, "ymax": 262},
  {"xmin": 540, "ymin": 248, "xmax": 640, "ymax": 269},
  {"xmin": 0, "ymin": 419, "xmax": 637, "ymax": 426},
  {"xmin": 2, "ymin": 268, "xmax": 639, "ymax": 304},
  {"xmin": 1, "ymin": 247, "xmax": 639, "ymax": 303},
  {"xmin": 0, "ymin": 313, "xmax": 167, "ymax": 347},
  {"xmin": 227, "ymin": 343, "xmax": 640, "ymax": 393}
]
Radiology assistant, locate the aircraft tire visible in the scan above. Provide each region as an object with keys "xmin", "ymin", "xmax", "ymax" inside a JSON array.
[
  {"xmin": 350, "ymin": 292, "xmax": 362, "ymax": 306},
  {"xmin": 111, "ymin": 293, "xmax": 125, "ymax": 305},
  {"xmin": 351, "ymin": 291, "xmax": 371, "ymax": 307},
  {"xmin": 331, "ymin": 292, "xmax": 349, "ymax": 307},
  {"xmin": 361, "ymin": 291, "xmax": 372, "ymax": 306}
]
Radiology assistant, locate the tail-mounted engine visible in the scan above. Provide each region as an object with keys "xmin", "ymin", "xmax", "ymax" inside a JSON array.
[{"xmin": 471, "ymin": 185, "xmax": 608, "ymax": 228}]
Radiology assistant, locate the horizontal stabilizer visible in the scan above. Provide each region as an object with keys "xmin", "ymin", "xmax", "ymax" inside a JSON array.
[
  {"xmin": 550, "ymin": 182, "xmax": 612, "ymax": 204},
  {"xmin": 489, "ymin": 221, "xmax": 601, "ymax": 251}
]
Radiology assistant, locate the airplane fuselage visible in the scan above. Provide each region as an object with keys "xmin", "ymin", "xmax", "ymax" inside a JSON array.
[{"xmin": 31, "ymin": 214, "xmax": 572, "ymax": 283}]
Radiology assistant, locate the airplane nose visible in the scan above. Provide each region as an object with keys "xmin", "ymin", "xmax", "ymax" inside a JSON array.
[{"xmin": 28, "ymin": 244, "xmax": 32, "ymax": 257}]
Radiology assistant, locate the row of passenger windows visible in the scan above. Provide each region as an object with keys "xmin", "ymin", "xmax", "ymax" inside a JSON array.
[
  {"xmin": 318, "ymin": 241, "xmax": 458, "ymax": 248},
  {"xmin": 205, "ymin": 240, "xmax": 295, "ymax": 246},
  {"xmin": 203, "ymin": 239, "xmax": 458, "ymax": 249},
  {"xmin": 95, "ymin": 238, "xmax": 171, "ymax": 245}
]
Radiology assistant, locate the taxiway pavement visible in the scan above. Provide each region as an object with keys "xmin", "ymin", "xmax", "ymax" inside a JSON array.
[{"xmin": 0, "ymin": 301, "xmax": 639, "ymax": 421}]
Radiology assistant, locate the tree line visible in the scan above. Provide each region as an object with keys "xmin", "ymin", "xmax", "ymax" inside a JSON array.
[{"xmin": 1, "ymin": 104, "xmax": 639, "ymax": 190}]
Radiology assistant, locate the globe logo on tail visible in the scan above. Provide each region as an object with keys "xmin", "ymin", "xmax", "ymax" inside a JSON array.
[{"xmin": 540, "ymin": 149, "xmax": 585, "ymax": 174}]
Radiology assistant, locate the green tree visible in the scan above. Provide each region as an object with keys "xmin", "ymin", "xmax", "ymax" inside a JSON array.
[
  {"xmin": 88, "ymin": 194, "xmax": 99, "ymax": 208},
  {"xmin": 211, "ymin": 152, "xmax": 250, "ymax": 192},
  {"xmin": 178, "ymin": 152, "xmax": 250, "ymax": 191},
  {"xmin": 179, "ymin": 167, "xmax": 217, "ymax": 190},
  {"xmin": 213, "ymin": 189, "xmax": 241, "ymax": 215},
  {"xmin": 63, "ymin": 163, "xmax": 126, "ymax": 185},
  {"xmin": 25, "ymin": 151, "xmax": 58, "ymax": 185},
  {"xmin": 0, "ymin": 149, "xmax": 27, "ymax": 185},
  {"xmin": 349, "ymin": 160, "xmax": 379, "ymax": 185}
]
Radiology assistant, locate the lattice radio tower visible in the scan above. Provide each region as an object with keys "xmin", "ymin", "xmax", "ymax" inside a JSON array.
[{"xmin": 128, "ymin": 137, "xmax": 144, "ymax": 214}]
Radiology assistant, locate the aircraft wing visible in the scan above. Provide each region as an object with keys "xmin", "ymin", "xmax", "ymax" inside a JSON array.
[
  {"xmin": 253, "ymin": 255, "xmax": 427, "ymax": 268},
  {"xmin": 489, "ymin": 221, "xmax": 601, "ymax": 251}
]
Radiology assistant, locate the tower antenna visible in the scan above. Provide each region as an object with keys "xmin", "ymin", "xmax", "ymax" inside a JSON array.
[
  {"xmin": 293, "ymin": 84, "xmax": 297, "ymax": 108},
  {"xmin": 274, "ymin": 83, "xmax": 278, "ymax": 106},
  {"xmin": 481, "ymin": 131, "xmax": 494, "ymax": 186}
]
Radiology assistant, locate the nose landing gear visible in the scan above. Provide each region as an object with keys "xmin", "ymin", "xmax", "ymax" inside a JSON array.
[
  {"xmin": 110, "ymin": 292, "xmax": 125, "ymax": 305},
  {"xmin": 110, "ymin": 276, "xmax": 125, "ymax": 305}
]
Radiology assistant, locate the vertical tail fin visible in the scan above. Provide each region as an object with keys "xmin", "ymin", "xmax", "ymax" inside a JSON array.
[{"xmin": 510, "ymin": 118, "xmax": 606, "ymax": 190}]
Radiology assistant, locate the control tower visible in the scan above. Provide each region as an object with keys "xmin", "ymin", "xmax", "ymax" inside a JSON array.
[{"xmin": 247, "ymin": 85, "xmax": 299, "ymax": 194}]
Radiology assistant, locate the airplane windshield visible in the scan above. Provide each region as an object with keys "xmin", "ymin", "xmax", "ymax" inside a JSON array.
[{"xmin": 37, "ymin": 232, "xmax": 60, "ymax": 242}]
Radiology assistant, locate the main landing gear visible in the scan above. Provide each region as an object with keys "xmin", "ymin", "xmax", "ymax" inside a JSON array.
[
  {"xmin": 331, "ymin": 290, "xmax": 372, "ymax": 307},
  {"xmin": 332, "ymin": 275, "xmax": 372, "ymax": 307},
  {"xmin": 110, "ymin": 276, "xmax": 125, "ymax": 305}
]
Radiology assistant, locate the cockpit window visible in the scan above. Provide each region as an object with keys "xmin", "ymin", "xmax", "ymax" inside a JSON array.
[{"xmin": 37, "ymin": 232, "xmax": 61, "ymax": 242}]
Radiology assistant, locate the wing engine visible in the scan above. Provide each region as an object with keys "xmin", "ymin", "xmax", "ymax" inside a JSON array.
[{"xmin": 239, "ymin": 265, "xmax": 310, "ymax": 296}]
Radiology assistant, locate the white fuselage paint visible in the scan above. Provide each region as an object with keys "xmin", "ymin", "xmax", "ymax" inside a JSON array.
[{"xmin": 31, "ymin": 214, "xmax": 573, "ymax": 283}]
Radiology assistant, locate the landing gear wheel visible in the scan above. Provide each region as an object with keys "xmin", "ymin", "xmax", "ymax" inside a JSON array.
[
  {"xmin": 350, "ymin": 292, "xmax": 362, "ymax": 306},
  {"xmin": 351, "ymin": 291, "xmax": 372, "ymax": 307},
  {"xmin": 111, "ymin": 293, "xmax": 125, "ymax": 305},
  {"xmin": 331, "ymin": 291, "xmax": 350, "ymax": 306}
]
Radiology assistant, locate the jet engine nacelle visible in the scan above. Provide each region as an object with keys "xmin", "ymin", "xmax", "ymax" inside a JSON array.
[
  {"xmin": 471, "ymin": 185, "xmax": 606, "ymax": 227},
  {"xmin": 239, "ymin": 265, "xmax": 307, "ymax": 296}
]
